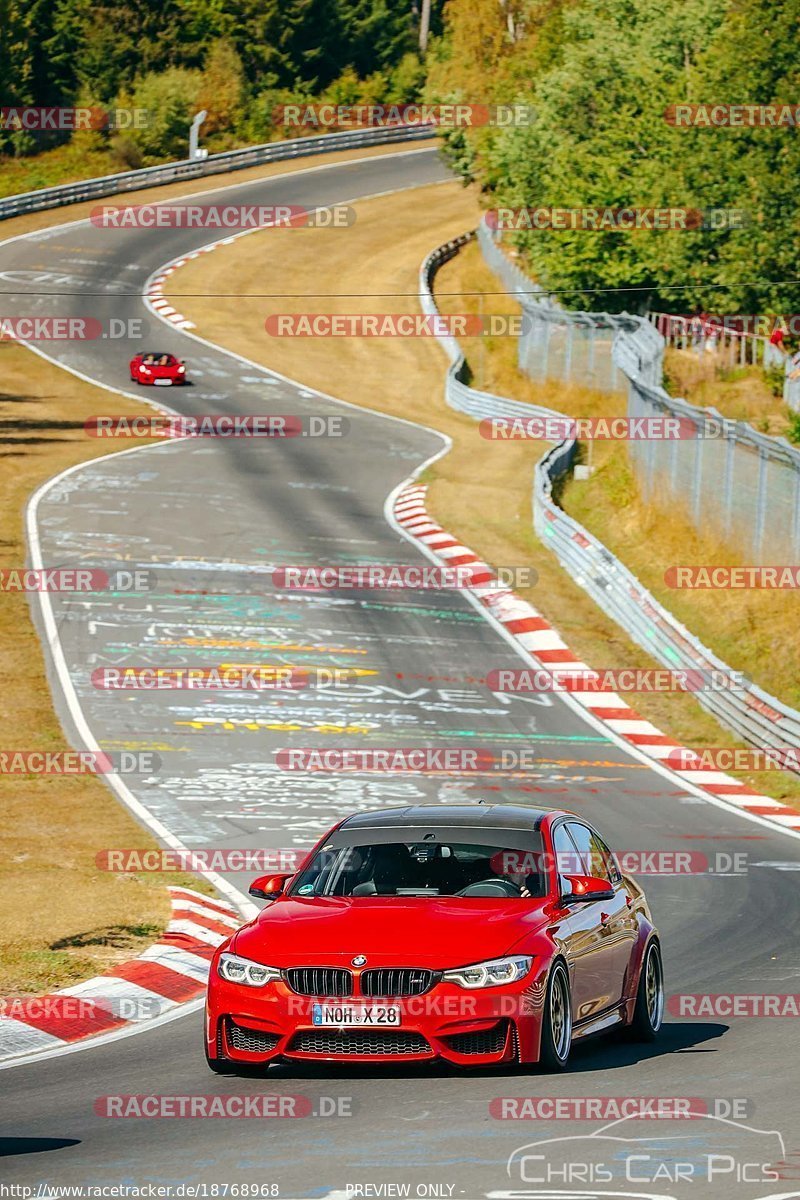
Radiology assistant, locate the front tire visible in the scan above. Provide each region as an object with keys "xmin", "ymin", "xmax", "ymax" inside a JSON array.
[
  {"xmin": 626, "ymin": 940, "xmax": 664, "ymax": 1042},
  {"xmin": 537, "ymin": 961, "xmax": 572, "ymax": 1072},
  {"xmin": 205, "ymin": 1052, "xmax": 236, "ymax": 1074},
  {"xmin": 205, "ymin": 1022, "xmax": 239, "ymax": 1074}
]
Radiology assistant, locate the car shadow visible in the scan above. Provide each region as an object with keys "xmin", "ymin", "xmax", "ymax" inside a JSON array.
[
  {"xmin": 567, "ymin": 1020, "xmax": 729, "ymax": 1072},
  {"xmin": 260, "ymin": 1021, "xmax": 728, "ymax": 1081},
  {"xmin": 0, "ymin": 1138, "xmax": 81, "ymax": 1157}
]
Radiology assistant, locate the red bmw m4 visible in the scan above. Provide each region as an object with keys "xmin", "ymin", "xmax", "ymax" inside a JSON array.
[{"xmin": 205, "ymin": 804, "xmax": 663, "ymax": 1073}]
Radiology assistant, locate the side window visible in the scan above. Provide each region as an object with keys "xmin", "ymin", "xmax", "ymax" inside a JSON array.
[
  {"xmin": 567, "ymin": 823, "xmax": 614, "ymax": 885},
  {"xmin": 593, "ymin": 831, "xmax": 622, "ymax": 885},
  {"xmin": 552, "ymin": 823, "xmax": 583, "ymax": 895}
]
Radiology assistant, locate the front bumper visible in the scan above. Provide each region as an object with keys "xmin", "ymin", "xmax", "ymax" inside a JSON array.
[
  {"xmin": 133, "ymin": 371, "xmax": 185, "ymax": 385},
  {"xmin": 206, "ymin": 967, "xmax": 549, "ymax": 1067}
]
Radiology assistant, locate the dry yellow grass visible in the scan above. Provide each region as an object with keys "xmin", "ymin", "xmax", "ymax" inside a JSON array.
[
  {"xmin": 664, "ymin": 348, "xmax": 789, "ymax": 438},
  {"xmin": 165, "ymin": 185, "xmax": 800, "ymax": 809}
]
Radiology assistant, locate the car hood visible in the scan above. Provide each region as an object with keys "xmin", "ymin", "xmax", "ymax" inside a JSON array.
[
  {"xmin": 136, "ymin": 361, "xmax": 178, "ymax": 375},
  {"xmin": 231, "ymin": 897, "xmax": 552, "ymax": 968}
]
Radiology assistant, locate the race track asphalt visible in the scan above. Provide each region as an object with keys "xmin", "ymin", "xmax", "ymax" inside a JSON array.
[{"xmin": 1, "ymin": 146, "xmax": 799, "ymax": 1200}]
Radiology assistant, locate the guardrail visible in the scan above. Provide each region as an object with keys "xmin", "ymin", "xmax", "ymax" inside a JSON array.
[
  {"xmin": 649, "ymin": 311, "xmax": 786, "ymax": 370},
  {"xmin": 420, "ymin": 232, "xmax": 800, "ymax": 774},
  {"xmin": 478, "ymin": 219, "xmax": 800, "ymax": 561},
  {"xmin": 0, "ymin": 124, "xmax": 436, "ymax": 221},
  {"xmin": 649, "ymin": 310, "xmax": 800, "ymax": 414},
  {"xmin": 476, "ymin": 223, "xmax": 639, "ymax": 393}
]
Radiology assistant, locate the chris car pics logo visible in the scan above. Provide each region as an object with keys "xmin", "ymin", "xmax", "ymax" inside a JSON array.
[{"xmin": 505, "ymin": 1113, "xmax": 787, "ymax": 1189}]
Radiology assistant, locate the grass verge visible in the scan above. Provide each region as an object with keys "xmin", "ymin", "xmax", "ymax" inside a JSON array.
[
  {"xmin": 663, "ymin": 348, "xmax": 791, "ymax": 439},
  {"xmin": 164, "ymin": 186, "xmax": 800, "ymax": 811},
  {"xmin": 0, "ymin": 131, "xmax": 415, "ymax": 202}
]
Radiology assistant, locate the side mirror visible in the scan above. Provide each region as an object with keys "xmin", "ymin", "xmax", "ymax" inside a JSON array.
[
  {"xmin": 249, "ymin": 872, "xmax": 292, "ymax": 900},
  {"xmin": 563, "ymin": 874, "xmax": 614, "ymax": 902}
]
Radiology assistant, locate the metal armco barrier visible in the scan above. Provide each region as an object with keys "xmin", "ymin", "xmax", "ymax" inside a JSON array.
[
  {"xmin": 478, "ymin": 218, "xmax": 800, "ymax": 561},
  {"xmin": 421, "ymin": 232, "xmax": 800, "ymax": 774},
  {"xmin": 477, "ymin": 221, "xmax": 636, "ymax": 393},
  {"xmin": 0, "ymin": 124, "xmax": 435, "ymax": 221}
]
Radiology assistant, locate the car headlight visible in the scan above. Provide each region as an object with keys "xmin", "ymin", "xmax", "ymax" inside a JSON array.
[
  {"xmin": 139, "ymin": 366, "xmax": 151, "ymax": 375},
  {"xmin": 217, "ymin": 952, "xmax": 281, "ymax": 988},
  {"xmin": 442, "ymin": 956, "xmax": 533, "ymax": 989},
  {"xmin": 177, "ymin": 365, "xmax": 185, "ymax": 373}
]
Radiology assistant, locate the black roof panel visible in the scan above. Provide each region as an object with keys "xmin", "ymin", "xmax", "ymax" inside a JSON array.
[{"xmin": 340, "ymin": 804, "xmax": 555, "ymax": 832}]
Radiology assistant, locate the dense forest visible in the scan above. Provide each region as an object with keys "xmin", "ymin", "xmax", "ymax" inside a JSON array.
[
  {"xmin": 430, "ymin": 0, "xmax": 800, "ymax": 313},
  {"xmin": 2, "ymin": 0, "xmax": 798, "ymax": 312},
  {"xmin": 0, "ymin": 0, "xmax": 442, "ymax": 160}
]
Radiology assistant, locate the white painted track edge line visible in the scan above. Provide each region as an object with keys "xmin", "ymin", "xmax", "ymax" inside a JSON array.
[
  {"xmin": 10, "ymin": 147, "xmax": 798, "ymax": 1072},
  {"xmin": 385, "ymin": 486, "xmax": 800, "ymax": 844},
  {"xmin": 0, "ymin": 145, "xmax": 439, "ymax": 254},
  {"xmin": 143, "ymin": 173, "xmax": 800, "ymax": 845},
  {"xmin": 0, "ymin": 998, "xmax": 206, "ymax": 1071},
  {"xmin": 4, "ymin": 154, "xmax": 446, "ymax": 1069}
]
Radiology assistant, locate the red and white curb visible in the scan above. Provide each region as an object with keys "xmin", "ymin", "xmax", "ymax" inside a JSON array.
[
  {"xmin": 146, "ymin": 228, "xmax": 270, "ymax": 329},
  {"xmin": 394, "ymin": 484, "xmax": 800, "ymax": 832},
  {"xmin": 144, "ymin": 204, "xmax": 347, "ymax": 332},
  {"xmin": 0, "ymin": 887, "xmax": 239, "ymax": 1062},
  {"xmin": 147, "ymin": 261, "xmax": 200, "ymax": 330}
]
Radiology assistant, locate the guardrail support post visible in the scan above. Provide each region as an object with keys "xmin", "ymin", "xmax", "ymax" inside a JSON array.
[
  {"xmin": 189, "ymin": 111, "xmax": 208, "ymax": 160},
  {"xmin": 692, "ymin": 419, "xmax": 704, "ymax": 523},
  {"xmin": 754, "ymin": 449, "xmax": 768, "ymax": 558},
  {"xmin": 723, "ymin": 432, "xmax": 736, "ymax": 539},
  {"xmin": 563, "ymin": 323, "xmax": 573, "ymax": 381}
]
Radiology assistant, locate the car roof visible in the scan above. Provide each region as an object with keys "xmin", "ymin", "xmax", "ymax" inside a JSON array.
[{"xmin": 339, "ymin": 804, "xmax": 556, "ymax": 833}]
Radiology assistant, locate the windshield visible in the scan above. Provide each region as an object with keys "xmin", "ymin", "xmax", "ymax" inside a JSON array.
[{"xmin": 288, "ymin": 836, "xmax": 546, "ymax": 898}]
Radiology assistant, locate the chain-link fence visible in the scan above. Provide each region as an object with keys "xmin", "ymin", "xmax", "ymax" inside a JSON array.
[
  {"xmin": 620, "ymin": 323, "xmax": 800, "ymax": 560},
  {"xmin": 478, "ymin": 219, "xmax": 800, "ymax": 560},
  {"xmin": 786, "ymin": 352, "xmax": 800, "ymax": 412},
  {"xmin": 649, "ymin": 312, "xmax": 786, "ymax": 370},
  {"xmin": 477, "ymin": 222, "xmax": 635, "ymax": 392},
  {"xmin": 422, "ymin": 230, "xmax": 800, "ymax": 773}
]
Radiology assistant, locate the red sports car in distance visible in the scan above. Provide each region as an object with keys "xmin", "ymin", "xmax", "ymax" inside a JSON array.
[
  {"xmin": 205, "ymin": 804, "xmax": 664, "ymax": 1073},
  {"xmin": 129, "ymin": 351, "xmax": 187, "ymax": 386}
]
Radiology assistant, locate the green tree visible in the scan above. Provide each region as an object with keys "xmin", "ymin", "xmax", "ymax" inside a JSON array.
[
  {"xmin": 127, "ymin": 66, "xmax": 203, "ymax": 161},
  {"xmin": 336, "ymin": 0, "xmax": 416, "ymax": 77},
  {"xmin": 196, "ymin": 40, "xmax": 246, "ymax": 135}
]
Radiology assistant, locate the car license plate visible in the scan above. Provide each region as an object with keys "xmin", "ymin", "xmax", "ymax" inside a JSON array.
[
  {"xmin": 154, "ymin": 378, "xmax": 172, "ymax": 385},
  {"xmin": 311, "ymin": 1003, "xmax": 401, "ymax": 1027}
]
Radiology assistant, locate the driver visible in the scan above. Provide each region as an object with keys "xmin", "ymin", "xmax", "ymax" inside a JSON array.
[{"xmin": 369, "ymin": 843, "xmax": 419, "ymax": 894}]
